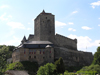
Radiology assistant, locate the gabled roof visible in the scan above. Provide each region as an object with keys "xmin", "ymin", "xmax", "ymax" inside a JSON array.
[
  {"xmin": 21, "ymin": 36, "xmax": 27, "ymax": 42},
  {"xmin": 27, "ymin": 34, "xmax": 34, "ymax": 41}
]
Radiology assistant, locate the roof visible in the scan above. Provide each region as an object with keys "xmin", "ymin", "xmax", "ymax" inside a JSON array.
[
  {"xmin": 24, "ymin": 41, "xmax": 53, "ymax": 44},
  {"xmin": 40, "ymin": 10, "xmax": 52, "ymax": 15},
  {"xmin": 27, "ymin": 34, "xmax": 34, "ymax": 40},
  {"xmin": 21, "ymin": 36, "xmax": 27, "ymax": 42},
  {"xmin": 5, "ymin": 70, "xmax": 29, "ymax": 75}
]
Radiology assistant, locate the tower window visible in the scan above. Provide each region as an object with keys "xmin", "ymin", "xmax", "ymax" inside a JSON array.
[
  {"xmin": 46, "ymin": 17, "xmax": 47, "ymax": 19},
  {"xmin": 43, "ymin": 57, "xmax": 45, "ymax": 59},
  {"xmin": 34, "ymin": 56, "xmax": 36, "ymax": 59},
  {"xmin": 49, "ymin": 56, "xmax": 51, "ymax": 58}
]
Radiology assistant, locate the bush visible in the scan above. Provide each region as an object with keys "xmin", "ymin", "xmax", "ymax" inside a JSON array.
[
  {"xmin": 5, "ymin": 61, "xmax": 38, "ymax": 75},
  {"xmin": 37, "ymin": 63, "xmax": 56, "ymax": 75}
]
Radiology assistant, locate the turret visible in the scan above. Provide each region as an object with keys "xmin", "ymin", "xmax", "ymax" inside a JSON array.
[{"xmin": 21, "ymin": 36, "xmax": 27, "ymax": 44}]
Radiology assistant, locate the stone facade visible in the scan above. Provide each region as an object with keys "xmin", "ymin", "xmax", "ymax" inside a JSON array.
[
  {"xmin": 12, "ymin": 45, "xmax": 54, "ymax": 65},
  {"xmin": 12, "ymin": 10, "xmax": 93, "ymax": 66}
]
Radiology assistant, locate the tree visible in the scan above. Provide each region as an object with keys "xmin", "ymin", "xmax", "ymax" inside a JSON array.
[
  {"xmin": 37, "ymin": 63, "xmax": 56, "ymax": 75},
  {"xmin": 0, "ymin": 45, "xmax": 15, "ymax": 74},
  {"xmin": 92, "ymin": 46, "xmax": 100, "ymax": 65},
  {"xmin": 55, "ymin": 57, "xmax": 65, "ymax": 74}
]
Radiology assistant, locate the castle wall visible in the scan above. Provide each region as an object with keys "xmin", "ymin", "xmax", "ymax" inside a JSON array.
[
  {"xmin": 55, "ymin": 34, "xmax": 77, "ymax": 50},
  {"xmin": 54, "ymin": 47, "xmax": 93, "ymax": 66},
  {"xmin": 12, "ymin": 47, "xmax": 54, "ymax": 65},
  {"xmin": 12, "ymin": 49, "xmax": 20, "ymax": 62}
]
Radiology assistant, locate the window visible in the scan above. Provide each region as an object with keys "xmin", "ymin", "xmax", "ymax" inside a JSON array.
[
  {"xmin": 34, "ymin": 56, "xmax": 36, "ymax": 59},
  {"xmin": 34, "ymin": 50, "xmax": 36, "ymax": 54},
  {"xmin": 50, "ymin": 50, "xmax": 51, "ymax": 53},
  {"xmin": 32, "ymin": 50, "xmax": 33, "ymax": 54},
  {"xmin": 43, "ymin": 57, "xmax": 45, "ymax": 59},
  {"xmin": 40, "ymin": 50, "xmax": 41, "ymax": 54},
  {"xmin": 29, "ymin": 50, "xmax": 31, "ymax": 54},
  {"xmin": 43, "ymin": 50, "xmax": 45, "ymax": 54},
  {"xmin": 24, "ymin": 49, "xmax": 26, "ymax": 54},
  {"xmin": 29, "ymin": 56, "xmax": 31, "ymax": 60},
  {"xmin": 46, "ymin": 17, "xmax": 47, "ymax": 19},
  {"xmin": 49, "ymin": 56, "xmax": 51, "ymax": 58}
]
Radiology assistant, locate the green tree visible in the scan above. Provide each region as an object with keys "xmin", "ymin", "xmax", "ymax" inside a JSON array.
[
  {"xmin": 92, "ymin": 46, "xmax": 100, "ymax": 65},
  {"xmin": 37, "ymin": 63, "xmax": 56, "ymax": 75},
  {"xmin": 0, "ymin": 45, "xmax": 15, "ymax": 74},
  {"xmin": 55, "ymin": 57, "xmax": 65, "ymax": 74}
]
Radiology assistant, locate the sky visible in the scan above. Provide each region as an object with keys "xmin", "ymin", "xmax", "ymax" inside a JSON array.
[{"xmin": 0, "ymin": 0, "xmax": 100, "ymax": 54}]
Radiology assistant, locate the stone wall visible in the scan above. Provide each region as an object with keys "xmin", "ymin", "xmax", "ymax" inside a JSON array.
[
  {"xmin": 55, "ymin": 34, "xmax": 77, "ymax": 50},
  {"xmin": 12, "ymin": 49, "xmax": 20, "ymax": 62},
  {"xmin": 54, "ymin": 47, "xmax": 93, "ymax": 66},
  {"xmin": 12, "ymin": 47, "xmax": 54, "ymax": 65}
]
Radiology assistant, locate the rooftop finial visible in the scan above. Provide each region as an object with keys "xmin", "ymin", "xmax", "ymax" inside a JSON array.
[{"xmin": 42, "ymin": 9, "xmax": 45, "ymax": 13}]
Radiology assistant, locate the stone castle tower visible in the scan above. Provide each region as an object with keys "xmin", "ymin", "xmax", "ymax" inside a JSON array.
[{"xmin": 34, "ymin": 10, "xmax": 55, "ymax": 43}]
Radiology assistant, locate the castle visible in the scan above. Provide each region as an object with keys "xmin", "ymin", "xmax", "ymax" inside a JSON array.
[{"xmin": 12, "ymin": 10, "xmax": 93, "ymax": 66}]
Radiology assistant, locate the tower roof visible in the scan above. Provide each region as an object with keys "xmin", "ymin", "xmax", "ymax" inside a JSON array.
[
  {"xmin": 40, "ymin": 10, "xmax": 52, "ymax": 15},
  {"xmin": 21, "ymin": 36, "xmax": 27, "ymax": 42}
]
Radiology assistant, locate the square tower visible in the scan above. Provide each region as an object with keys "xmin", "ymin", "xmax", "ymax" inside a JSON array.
[{"xmin": 34, "ymin": 10, "xmax": 55, "ymax": 41}]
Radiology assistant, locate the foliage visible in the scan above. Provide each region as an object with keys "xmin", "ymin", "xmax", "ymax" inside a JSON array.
[
  {"xmin": 55, "ymin": 57, "xmax": 65, "ymax": 74},
  {"xmin": 65, "ymin": 66, "xmax": 83, "ymax": 72},
  {"xmin": 0, "ymin": 45, "xmax": 15, "ymax": 74},
  {"xmin": 78, "ymin": 64, "xmax": 100, "ymax": 74},
  {"xmin": 5, "ymin": 62, "xmax": 24, "ymax": 71},
  {"xmin": 92, "ymin": 46, "xmax": 100, "ymax": 65},
  {"xmin": 4, "ymin": 61, "xmax": 38, "ymax": 75},
  {"xmin": 37, "ymin": 63, "xmax": 56, "ymax": 75}
]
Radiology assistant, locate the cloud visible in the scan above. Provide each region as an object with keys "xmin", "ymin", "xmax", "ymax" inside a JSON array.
[
  {"xmin": 0, "ymin": 13, "xmax": 8, "ymax": 21},
  {"xmin": 99, "ymin": 18, "xmax": 100, "ymax": 19},
  {"xmin": 68, "ymin": 28, "xmax": 76, "ymax": 31},
  {"xmin": 55, "ymin": 21, "xmax": 67, "ymax": 27},
  {"xmin": 28, "ymin": 22, "xmax": 31, "ymax": 24},
  {"xmin": 7, "ymin": 22, "xmax": 25, "ymax": 29},
  {"xmin": 0, "ymin": 36, "xmax": 20, "ymax": 46},
  {"xmin": 68, "ymin": 22, "xmax": 74, "ymax": 25},
  {"xmin": 0, "ymin": 5, "xmax": 9, "ymax": 9},
  {"xmin": 90, "ymin": 1, "xmax": 100, "ymax": 9},
  {"xmin": 82, "ymin": 26, "xmax": 92, "ymax": 30},
  {"xmin": 67, "ymin": 34, "xmax": 100, "ymax": 51},
  {"xmin": 98, "ymin": 24, "xmax": 100, "ymax": 26},
  {"xmin": 72, "ymin": 11, "xmax": 78, "ymax": 14},
  {"xmin": 8, "ymin": 15, "xmax": 12, "ymax": 18},
  {"xmin": 27, "ymin": 28, "xmax": 32, "ymax": 30},
  {"xmin": 32, "ymin": 18, "xmax": 34, "ymax": 21}
]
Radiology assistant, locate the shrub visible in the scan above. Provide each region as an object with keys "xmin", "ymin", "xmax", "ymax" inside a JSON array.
[{"xmin": 37, "ymin": 63, "xmax": 56, "ymax": 75}]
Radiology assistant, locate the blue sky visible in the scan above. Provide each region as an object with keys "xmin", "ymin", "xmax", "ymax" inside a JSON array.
[{"xmin": 0, "ymin": 0, "xmax": 100, "ymax": 54}]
